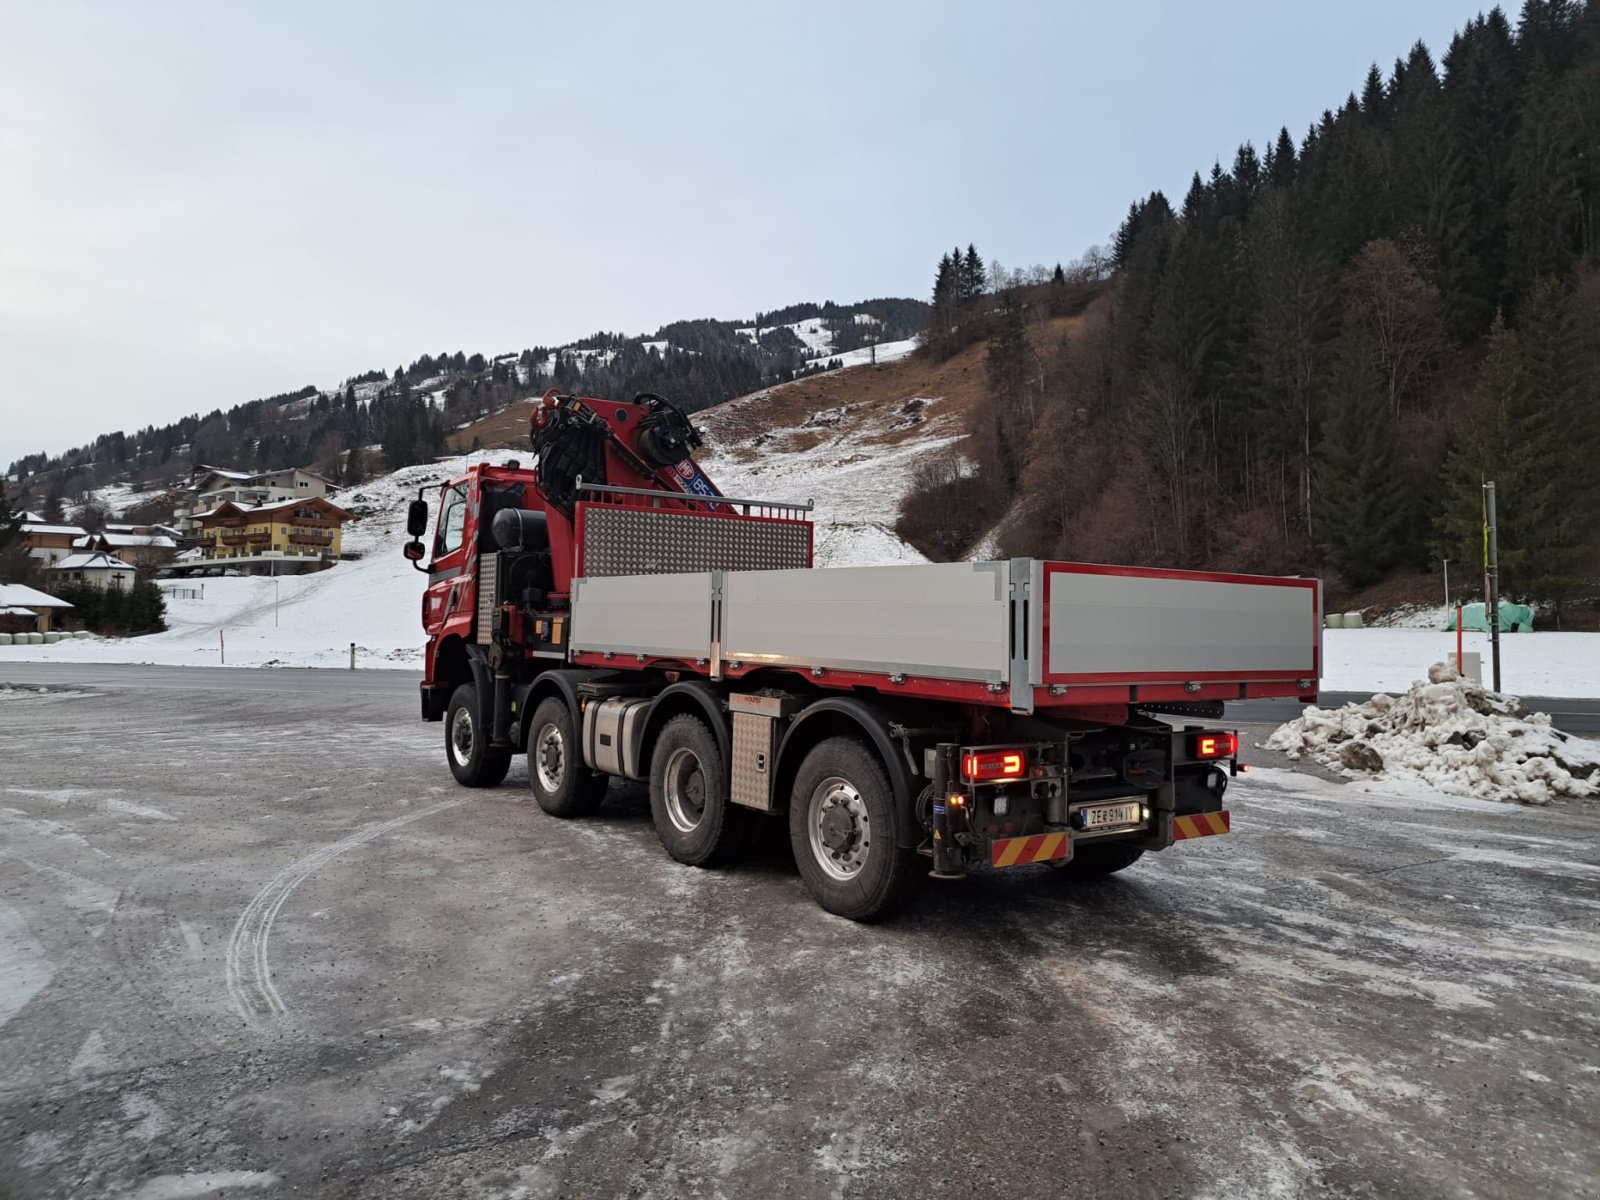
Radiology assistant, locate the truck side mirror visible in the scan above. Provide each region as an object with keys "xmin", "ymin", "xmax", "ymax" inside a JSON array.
[
  {"xmin": 406, "ymin": 499, "xmax": 429, "ymax": 538},
  {"xmin": 403, "ymin": 540, "xmax": 425, "ymax": 562}
]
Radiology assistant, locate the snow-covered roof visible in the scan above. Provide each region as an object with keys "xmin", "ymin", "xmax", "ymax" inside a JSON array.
[
  {"xmin": 20, "ymin": 511, "xmax": 45, "ymax": 523},
  {"xmin": 49, "ymin": 552, "xmax": 137, "ymax": 572},
  {"xmin": 195, "ymin": 496, "xmax": 351, "ymax": 522},
  {"xmin": 95, "ymin": 533, "xmax": 177, "ymax": 549},
  {"xmin": 21, "ymin": 523, "xmax": 87, "ymax": 537},
  {"xmin": 0, "ymin": 582, "xmax": 73, "ymax": 608}
]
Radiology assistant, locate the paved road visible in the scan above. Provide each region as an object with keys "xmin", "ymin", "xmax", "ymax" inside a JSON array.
[
  {"xmin": 2, "ymin": 675, "xmax": 1598, "ymax": 1197},
  {"xmin": 3, "ymin": 662, "xmax": 1596, "ymax": 733}
]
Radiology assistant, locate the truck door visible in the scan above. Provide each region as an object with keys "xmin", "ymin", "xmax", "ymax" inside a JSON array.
[{"xmin": 424, "ymin": 482, "xmax": 473, "ymax": 639}]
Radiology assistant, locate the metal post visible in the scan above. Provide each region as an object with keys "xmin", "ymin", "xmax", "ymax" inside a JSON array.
[
  {"xmin": 219, "ymin": 629, "xmax": 225, "ymax": 665},
  {"xmin": 1441, "ymin": 559, "xmax": 1450, "ymax": 613},
  {"xmin": 1484, "ymin": 481, "xmax": 1502, "ymax": 693}
]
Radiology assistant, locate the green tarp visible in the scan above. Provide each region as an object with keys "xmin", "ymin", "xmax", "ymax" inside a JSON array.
[{"xmin": 1446, "ymin": 601, "xmax": 1534, "ymax": 633}]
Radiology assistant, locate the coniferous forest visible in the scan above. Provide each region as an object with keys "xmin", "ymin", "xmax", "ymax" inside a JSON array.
[{"xmin": 931, "ymin": 1, "xmax": 1600, "ymax": 615}]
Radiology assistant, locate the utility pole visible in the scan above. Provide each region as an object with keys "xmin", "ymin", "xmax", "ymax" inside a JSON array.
[{"xmin": 1483, "ymin": 481, "xmax": 1501, "ymax": 692}]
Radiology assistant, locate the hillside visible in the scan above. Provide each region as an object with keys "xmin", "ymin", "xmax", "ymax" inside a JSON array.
[{"xmin": 4, "ymin": 297, "xmax": 927, "ymax": 520}]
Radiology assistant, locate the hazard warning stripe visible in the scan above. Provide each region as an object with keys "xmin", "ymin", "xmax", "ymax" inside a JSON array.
[
  {"xmin": 1173, "ymin": 811, "xmax": 1231, "ymax": 840},
  {"xmin": 990, "ymin": 832, "xmax": 1070, "ymax": 868}
]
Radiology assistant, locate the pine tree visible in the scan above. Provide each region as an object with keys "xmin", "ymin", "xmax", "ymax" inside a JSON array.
[
  {"xmin": 0, "ymin": 478, "xmax": 22, "ymax": 553},
  {"xmin": 1317, "ymin": 365, "xmax": 1410, "ymax": 587},
  {"xmin": 959, "ymin": 244, "xmax": 986, "ymax": 306}
]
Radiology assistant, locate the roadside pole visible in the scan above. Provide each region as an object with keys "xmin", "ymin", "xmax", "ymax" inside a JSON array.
[
  {"xmin": 1442, "ymin": 558, "xmax": 1450, "ymax": 612},
  {"xmin": 1483, "ymin": 481, "xmax": 1502, "ymax": 692}
]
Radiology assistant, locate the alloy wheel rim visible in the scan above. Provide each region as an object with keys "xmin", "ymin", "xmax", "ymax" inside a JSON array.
[
  {"xmin": 808, "ymin": 776, "xmax": 870, "ymax": 881},
  {"xmin": 663, "ymin": 746, "xmax": 707, "ymax": 834},
  {"xmin": 535, "ymin": 722, "xmax": 565, "ymax": 793}
]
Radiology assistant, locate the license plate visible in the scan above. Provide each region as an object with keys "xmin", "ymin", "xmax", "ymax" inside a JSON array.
[{"xmin": 1080, "ymin": 801, "xmax": 1144, "ymax": 830}]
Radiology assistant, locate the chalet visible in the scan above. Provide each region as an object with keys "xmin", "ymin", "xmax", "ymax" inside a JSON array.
[
  {"xmin": 188, "ymin": 495, "xmax": 352, "ymax": 575},
  {"xmin": 20, "ymin": 521, "xmax": 89, "ymax": 567},
  {"xmin": 173, "ymin": 467, "xmax": 338, "ymax": 531},
  {"xmin": 46, "ymin": 552, "xmax": 139, "ymax": 590}
]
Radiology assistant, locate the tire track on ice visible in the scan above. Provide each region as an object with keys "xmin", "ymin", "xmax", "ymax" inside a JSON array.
[{"xmin": 226, "ymin": 799, "xmax": 467, "ymax": 1026}]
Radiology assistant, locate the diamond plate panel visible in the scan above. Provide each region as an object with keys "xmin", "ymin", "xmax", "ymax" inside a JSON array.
[
  {"xmin": 730, "ymin": 710, "xmax": 778, "ymax": 811},
  {"xmin": 475, "ymin": 553, "xmax": 497, "ymax": 645},
  {"xmin": 582, "ymin": 507, "xmax": 809, "ymax": 578}
]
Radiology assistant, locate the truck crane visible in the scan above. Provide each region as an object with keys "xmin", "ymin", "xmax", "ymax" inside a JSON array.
[{"xmin": 405, "ymin": 388, "xmax": 1321, "ymax": 919}]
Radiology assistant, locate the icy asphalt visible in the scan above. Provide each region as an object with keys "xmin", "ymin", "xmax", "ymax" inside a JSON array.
[{"xmin": 1, "ymin": 671, "xmax": 1598, "ymax": 1199}]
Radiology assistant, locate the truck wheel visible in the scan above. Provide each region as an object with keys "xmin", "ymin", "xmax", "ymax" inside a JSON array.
[
  {"xmin": 527, "ymin": 696, "xmax": 608, "ymax": 817},
  {"xmin": 789, "ymin": 738, "xmax": 917, "ymax": 921},
  {"xmin": 649, "ymin": 714, "xmax": 746, "ymax": 867},
  {"xmin": 445, "ymin": 683, "xmax": 511, "ymax": 788},
  {"xmin": 1054, "ymin": 842, "xmax": 1145, "ymax": 877}
]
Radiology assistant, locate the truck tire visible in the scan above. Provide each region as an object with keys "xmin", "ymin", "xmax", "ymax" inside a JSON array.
[
  {"xmin": 1054, "ymin": 842, "xmax": 1145, "ymax": 877},
  {"xmin": 649, "ymin": 713, "xmax": 747, "ymax": 867},
  {"xmin": 789, "ymin": 738, "xmax": 918, "ymax": 921},
  {"xmin": 527, "ymin": 696, "xmax": 608, "ymax": 817},
  {"xmin": 445, "ymin": 683, "xmax": 512, "ymax": 788}
]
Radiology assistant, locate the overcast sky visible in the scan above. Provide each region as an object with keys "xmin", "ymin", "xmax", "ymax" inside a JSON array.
[{"xmin": 1, "ymin": 0, "xmax": 1480, "ymax": 465}]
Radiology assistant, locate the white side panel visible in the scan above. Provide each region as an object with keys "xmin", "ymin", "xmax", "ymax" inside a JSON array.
[
  {"xmin": 722, "ymin": 563, "xmax": 1010, "ymax": 682},
  {"xmin": 1046, "ymin": 570, "xmax": 1318, "ymax": 679},
  {"xmin": 571, "ymin": 572, "xmax": 713, "ymax": 660}
]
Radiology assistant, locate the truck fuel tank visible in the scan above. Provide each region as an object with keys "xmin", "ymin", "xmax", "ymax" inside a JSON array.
[{"xmin": 583, "ymin": 696, "xmax": 650, "ymax": 779}]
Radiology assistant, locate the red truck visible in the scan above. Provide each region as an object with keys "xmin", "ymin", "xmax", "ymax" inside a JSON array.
[{"xmin": 406, "ymin": 389, "xmax": 1321, "ymax": 919}]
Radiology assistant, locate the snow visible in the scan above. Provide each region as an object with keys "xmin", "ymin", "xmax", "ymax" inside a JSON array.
[
  {"xmin": 1322, "ymin": 628, "xmax": 1600, "ymax": 698},
  {"xmin": 87, "ymin": 480, "xmax": 174, "ymax": 517},
  {"xmin": 696, "ymin": 396, "xmax": 960, "ymax": 569},
  {"xmin": 802, "ymin": 337, "xmax": 919, "ymax": 371},
  {"xmin": 1265, "ymin": 662, "xmax": 1600, "ymax": 806},
  {"xmin": 737, "ymin": 316, "xmax": 836, "ymax": 358}
]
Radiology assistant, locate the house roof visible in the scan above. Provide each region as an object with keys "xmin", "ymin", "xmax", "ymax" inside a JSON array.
[
  {"xmin": 50, "ymin": 552, "xmax": 137, "ymax": 572},
  {"xmin": 194, "ymin": 495, "xmax": 352, "ymax": 523},
  {"xmin": 75, "ymin": 533, "xmax": 177, "ymax": 549},
  {"xmin": 22, "ymin": 523, "xmax": 88, "ymax": 537},
  {"xmin": 0, "ymin": 582, "xmax": 73, "ymax": 608}
]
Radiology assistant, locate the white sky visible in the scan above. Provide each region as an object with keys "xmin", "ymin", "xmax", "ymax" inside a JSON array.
[{"xmin": 1, "ymin": 0, "xmax": 1477, "ymax": 465}]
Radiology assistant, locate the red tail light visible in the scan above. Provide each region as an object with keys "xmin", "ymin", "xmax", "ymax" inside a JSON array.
[
  {"xmin": 962, "ymin": 749, "xmax": 1027, "ymax": 781},
  {"xmin": 1191, "ymin": 732, "xmax": 1238, "ymax": 760}
]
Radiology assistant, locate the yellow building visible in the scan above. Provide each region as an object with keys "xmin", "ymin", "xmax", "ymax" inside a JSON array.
[{"xmin": 191, "ymin": 496, "xmax": 352, "ymax": 573}]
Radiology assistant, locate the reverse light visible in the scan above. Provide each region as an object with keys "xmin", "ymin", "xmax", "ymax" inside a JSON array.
[
  {"xmin": 962, "ymin": 750, "xmax": 1027, "ymax": 781},
  {"xmin": 1191, "ymin": 732, "xmax": 1239, "ymax": 760}
]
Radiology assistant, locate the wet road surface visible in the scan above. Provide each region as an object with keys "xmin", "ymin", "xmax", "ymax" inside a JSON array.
[{"xmin": 1, "ymin": 676, "xmax": 1597, "ymax": 1198}]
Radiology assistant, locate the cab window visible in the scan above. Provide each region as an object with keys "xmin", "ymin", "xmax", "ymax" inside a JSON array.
[{"xmin": 436, "ymin": 486, "xmax": 467, "ymax": 556}]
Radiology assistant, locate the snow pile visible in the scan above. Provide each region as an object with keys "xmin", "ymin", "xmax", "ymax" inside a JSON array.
[{"xmin": 1265, "ymin": 662, "xmax": 1600, "ymax": 805}]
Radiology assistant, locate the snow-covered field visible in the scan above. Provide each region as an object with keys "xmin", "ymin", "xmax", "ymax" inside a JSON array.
[{"xmin": 1323, "ymin": 627, "xmax": 1599, "ymax": 698}]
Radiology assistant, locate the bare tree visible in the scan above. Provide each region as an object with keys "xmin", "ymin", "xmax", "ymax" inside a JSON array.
[{"xmin": 1341, "ymin": 239, "xmax": 1449, "ymax": 417}]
